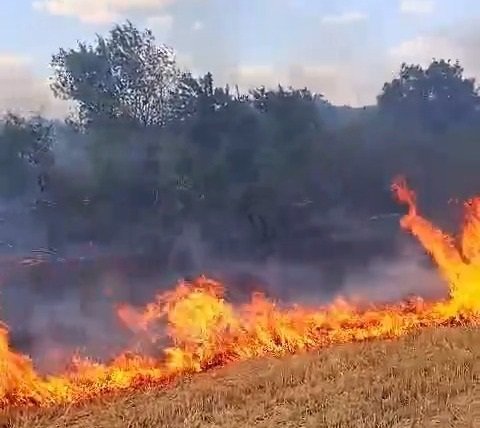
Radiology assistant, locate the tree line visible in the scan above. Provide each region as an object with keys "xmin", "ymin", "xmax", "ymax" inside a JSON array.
[{"xmin": 1, "ymin": 21, "xmax": 480, "ymax": 273}]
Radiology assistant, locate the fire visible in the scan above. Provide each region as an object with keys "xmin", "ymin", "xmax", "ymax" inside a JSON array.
[
  {"xmin": 0, "ymin": 178, "xmax": 479, "ymax": 408},
  {"xmin": 392, "ymin": 176, "xmax": 480, "ymax": 314}
]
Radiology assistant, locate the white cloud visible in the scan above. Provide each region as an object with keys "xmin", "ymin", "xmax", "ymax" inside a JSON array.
[
  {"xmin": 33, "ymin": 0, "xmax": 174, "ymax": 24},
  {"xmin": 0, "ymin": 55, "xmax": 69, "ymax": 119},
  {"xmin": 228, "ymin": 65, "xmax": 277, "ymax": 89},
  {"xmin": 387, "ymin": 25, "xmax": 480, "ymax": 82},
  {"xmin": 227, "ymin": 63, "xmax": 382, "ymax": 106},
  {"xmin": 0, "ymin": 55, "xmax": 31, "ymax": 67},
  {"xmin": 400, "ymin": 0, "xmax": 435, "ymax": 15},
  {"xmin": 175, "ymin": 51, "xmax": 194, "ymax": 70},
  {"xmin": 146, "ymin": 14, "xmax": 174, "ymax": 38},
  {"xmin": 192, "ymin": 20, "xmax": 204, "ymax": 31},
  {"xmin": 321, "ymin": 11, "xmax": 367, "ymax": 25},
  {"xmin": 388, "ymin": 35, "xmax": 456, "ymax": 65}
]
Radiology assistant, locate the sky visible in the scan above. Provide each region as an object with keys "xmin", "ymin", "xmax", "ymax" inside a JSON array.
[{"xmin": 2, "ymin": 0, "xmax": 480, "ymax": 117}]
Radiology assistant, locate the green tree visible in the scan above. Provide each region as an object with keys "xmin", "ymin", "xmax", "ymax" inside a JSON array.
[
  {"xmin": 378, "ymin": 59, "xmax": 480, "ymax": 131},
  {"xmin": 0, "ymin": 114, "xmax": 54, "ymax": 199},
  {"xmin": 51, "ymin": 21, "xmax": 196, "ymax": 127}
]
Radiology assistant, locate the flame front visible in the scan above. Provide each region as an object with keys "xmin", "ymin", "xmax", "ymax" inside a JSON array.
[
  {"xmin": 392, "ymin": 176, "xmax": 480, "ymax": 314},
  {"xmin": 0, "ymin": 179, "xmax": 479, "ymax": 408}
]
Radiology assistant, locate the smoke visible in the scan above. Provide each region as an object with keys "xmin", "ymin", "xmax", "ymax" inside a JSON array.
[
  {"xmin": 0, "ymin": 124, "xmax": 450, "ymax": 375},
  {"xmin": 2, "ymin": 222, "xmax": 457, "ymax": 384},
  {"xmin": 340, "ymin": 241, "xmax": 447, "ymax": 304},
  {"xmin": 0, "ymin": 55, "xmax": 69, "ymax": 119},
  {"xmin": 0, "ymin": 126, "xmax": 454, "ymax": 376},
  {"xmin": 3, "ymin": 274, "xmax": 130, "ymax": 373},
  {"xmin": 0, "ymin": 212, "xmax": 447, "ymax": 374}
]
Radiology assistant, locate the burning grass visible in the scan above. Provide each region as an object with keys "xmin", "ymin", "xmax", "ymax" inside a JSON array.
[
  {"xmin": 2, "ymin": 327, "xmax": 479, "ymax": 428},
  {"xmin": 0, "ymin": 177, "xmax": 479, "ymax": 417}
]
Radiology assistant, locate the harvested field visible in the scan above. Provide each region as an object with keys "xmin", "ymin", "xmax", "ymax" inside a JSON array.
[{"xmin": 3, "ymin": 327, "xmax": 479, "ymax": 428}]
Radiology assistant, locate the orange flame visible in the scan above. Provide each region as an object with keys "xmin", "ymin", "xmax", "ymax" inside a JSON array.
[
  {"xmin": 0, "ymin": 178, "xmax": 478, "ymax": 408},
  {"xmin": 392, "ymin": 176, "xmax": 480, "ymax": 314}
]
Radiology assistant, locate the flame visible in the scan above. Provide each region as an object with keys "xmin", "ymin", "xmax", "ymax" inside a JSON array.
[
  {"xmin": 0, "ymin": 178, "xmax": 479, "ymax": 408},
  {"xmin": 392, "ymin": 176, "xmax": 480, "ymax": 314}
]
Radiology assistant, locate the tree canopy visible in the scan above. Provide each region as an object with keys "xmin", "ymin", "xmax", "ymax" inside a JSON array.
[
  {"xmin": 0, "ymin": 21, "xmax": 479, "ymax": 273},
  {"xmin": 378, "ymin": 60, "xmax": 480, "ymax": 131},
  {"xmin": 51, "ymin": 21, "xmax": 197, "ymax": 127}
]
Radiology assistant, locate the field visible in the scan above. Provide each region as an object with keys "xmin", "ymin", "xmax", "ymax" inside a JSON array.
[
  {"xmin": 0, "ymin": 166, "xmax": 479, "ymax": 426},
  {"xmin": 2, "ymin": 327, "xmax": 478, "ymax": 428}
]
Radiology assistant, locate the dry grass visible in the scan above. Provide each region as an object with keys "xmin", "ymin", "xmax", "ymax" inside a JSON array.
[{"xmin": 2, "ymin": 327, "xmax": 479, "ymax": 428}]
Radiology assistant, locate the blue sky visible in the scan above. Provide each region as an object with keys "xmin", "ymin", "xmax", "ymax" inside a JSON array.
[{"xmin": 1, "ymin": 0, "xmax": 480, "ymax": 116}]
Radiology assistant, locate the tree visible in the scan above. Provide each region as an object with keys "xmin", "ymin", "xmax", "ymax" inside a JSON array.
[
  {"xmin": 250, "ymin": 86, "xmax": 324, "ymax": 199},
  {"xmin": 51, "ymin": 21, "xmax": 196, "ymax": 127},
  {"xmin": 0, "ymin": 114, "xmax": 54, "ymax": 199},
  {"xmin": 378, "ymin": 59, "xmax": 480, "ymax": 131},
  {"xmin": 0, "ymin": 114, "xmax": 64, "ymax": 253}
]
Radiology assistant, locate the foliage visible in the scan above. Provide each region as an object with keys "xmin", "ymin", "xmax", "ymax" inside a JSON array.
[
  {"xmin": 1, "ymin": 21, "xmax": 480, "ymax": 265},
  {"xmin": 0, "ymin": 114, "xmax": 54, "ymax": 198},
  {"xmin": 51, "ymin": 21, "xmax": 196, "ymax": 127},
  {"xmin": 378, "ymin": 59, "xmax": 480, "ymax": 131}
]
